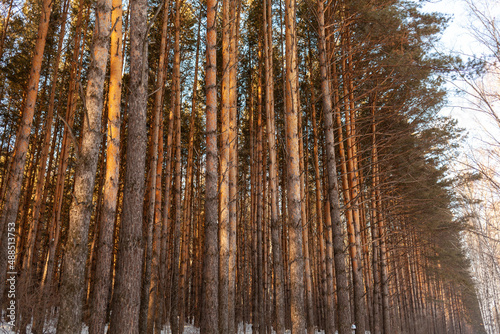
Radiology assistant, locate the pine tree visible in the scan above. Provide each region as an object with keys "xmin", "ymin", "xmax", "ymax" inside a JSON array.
[{"xmin": 108, "ymin": 0, "xmax": 149, "ymax": 330}]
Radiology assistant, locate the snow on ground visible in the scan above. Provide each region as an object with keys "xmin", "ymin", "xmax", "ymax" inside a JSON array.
[{"xmin": 2, "ymin": 320, "xmax": 359, "ymax": 334}]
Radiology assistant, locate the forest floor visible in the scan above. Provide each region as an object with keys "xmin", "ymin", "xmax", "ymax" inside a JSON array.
[{"xmin": 0, "ymin": 320, "xmax": 335, "ymax": 334}]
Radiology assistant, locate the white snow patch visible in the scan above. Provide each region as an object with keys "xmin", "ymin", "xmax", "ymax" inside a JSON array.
[{"xmin": 1, "ymin": 320, "xmax": 369, "ymax": 334}]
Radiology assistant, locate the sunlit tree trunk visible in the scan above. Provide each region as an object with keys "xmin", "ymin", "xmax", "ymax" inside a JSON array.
[
  {"xmin": 343, "ymin": 27, "xmax": 367, "ymax": 334},
  {"xmin": 170, "ymin": 0, "xmax": 182, "ymax": 331},
  {"xmin": 158, "ymin": 40, "xmax": 175, "ymax": 334},
  {"xmin": 256, "ymin": 53, "xmax": 264, "ymax": 333},
  {"xmin": 0, "ymin": 0, "xmax": 14, "ymax": 60},
  {"xmin": 88, "ymin": 1, "xmax": 123, "ymax": 332},
  {"xmin": 147, "ymin": 118, "xmax": 164, "ymax": 334},
  {"xmin": 263, "ymin": 0, "xmax": 285, "ymax": 330},
  {"xmin": 228, "ymin": 1, "xmax": 239, "ymax": 332},
  {"xmin": 108, "ymin": 0, "xmax": 148, "ymax": 329},
  {"xmin": 219, "ymin": 0, "xmax": 231, "ymax": 329},
  {"xmin": 370, "ymin": 96, "xmax": 382, "ymax": 334},
  {"xmin": 24, "ymin": 0, "xmax": 69, "ymax": 284},
  {"xmin": 146, "ymin": 1, "xmax": 171, "ymax": 332},
  {"xmin": 201, "ymin": 0, "xmax": 219, "ymax": 328},
  {"xmin": 317, "ymin": 1, "xmax": 352, "ymax": 332},
  {"xmin": 284, "ymin": 0, "xmax": 306, "ymax": 330},
  {"xmin": 309, "ymin": 50, "xmax": 333, "ymax": 331},
  {"xmin": 39, "ymin": 4, "xmax": 88, "ymax": 310},
  {"xmin": 179, "ymin": 6, "xmax": 202, "ymax": 333},
  {"xmin": 139, "ymin": 0, "xmax": 168, "ymax": 327},
  {"xmin": 298, "ymin": 106, "xmax": 315, "ymax": 334},
  {"xmin": 56, "ymin": 0, "xmax": 111, "ymax": 330},
  {"xmin": 19, "ymin": 3, "xmax": 68, "ymax": 329},
  {"xmin": 0, "ymin": 0, "xmax": 53, "ymax": 297},
  {"xmin": 377, "ymin": 176, "xmax": 391, "ymax": 333}
]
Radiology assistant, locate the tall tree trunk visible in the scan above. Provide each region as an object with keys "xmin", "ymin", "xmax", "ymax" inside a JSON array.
[
  {"xmin": 343, "ymin": 26, "xmax": 367, "ymax": 334},
  {"xmin": 298, "ymin": 106, "xmax": 315, "ymax": 334},
  {"xmin": 201, "ymin": 0, "xmax": 219, "ymax": 328},
  {"xmin": 228, "ymin": 0, "xmax": 239, "ymax": 332},
  {"xmin": 219, "ymin": 0, "xmax": 231, "ymax": 329},
  {"xmin": 24, "ymin": 0, "xmax": 69, "ymax": 283},
  {"xmin": 31, "ymin": 119, "xmax": 62, "ymax": 333},
  {"xmin": 256, "ymin": 50, "xmax": 264, "ymax": 333},
  {"xmin": 370, "ymin": 96, "xmax": 382, "ymax": 334},
  {"xmin": 309, "ymin": 62, "xmax": 334, "ymax": 333},
  {"xmin": 140, "ymin": 0, "xmax": 170, "ymax": 330},
  {"xmin": 20, "ymin": 7, "xmax": 69, "ymax": 330},
  {"xmin": 158, "ymin": 36, "xmax": 175, "ymax": 334},
  {"xmin": 193, "ymin": 161, "xmax": 204, "ymax": 328},
  {"xmin": 89, "ymin": 0, "xmax": 123, "ymax": 332},
  {"xmin": 0, "ymin": 0, "xmax": 14, "ymax": 60},
  {"xmin": 316, "ymin": 1, "xmax": 352, "ymax": 332},
  {"xmin": 147, "ymin": 118, "xmax": 164, "ymax": 334},
  {"xmin": 248, "ymin": 73, "xmax": 257, "ymax": 332},
  {"xmin": 170, "ymin": 0, "xmax": 182, "ymax": 331},
  {"xmin": 0, "ymin": 0, "xmax": 52, "ymax": 298},
  {"xmin": 371, "ymin": 127, "xmax": 390, "ymax": 333},
  {"xmin": 39, "ymin": 3, "xmax": 87, "ymax": 309},
  {"xmin": 263, "ymin": 0, "xmax": 285, "ymax": 330},
  {"xmin": 56, "ymin": 0, "xmax": 111, "ymax": 330},
  {"xmin": 108, "ymin": 0, "xmax": 148, "ymax": 329},
  {"xmin": 284, "ymin": 0, "xmax": 306, "ymax": 330},
  {"xmin": 178, "ymin": 7, "xmax": 201, "ymax": 333},
  {"xmin": 378, "ymin": 200, "xmax": 391, "ymax": 333}
]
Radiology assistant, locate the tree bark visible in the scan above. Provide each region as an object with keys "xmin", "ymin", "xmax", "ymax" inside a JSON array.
[
  {"xmin": 108, "ymin": 0, "xmax": 148, "ymax": 329},
  {"xmin": 263, "ymin": 0, "xmax": 285, "ymax": 330},
  {"xmin": 140, "ymin": 0, "xmax": 170, "ymax": 331},
  {"xmin": 219, "ymin": 0, "xmax": 231, "ymax": 328},
  {"xmin": 24, "ymin": 0, "xmax": 69, "ymax": 282},
  {"xmin": 89, "ymin": 0, "xmax": 123, "ymax": 332},
  {"xmin": 0, "ymin": 0, "xmax": 14, "ymax": 60},
  {"xmin": 201, "ymin": 0, "xmax": 219, "ymax": 329},
  {"xmin": 146, "ymin": 6, "xmax": 170, "ymax": 333},
  {"xmin": 284, "ymin": 0, "xmax": 306, "ymax": 330},
  {"xmin": 228, "ymin": 0, "xmax": 239, "ymax": 332},
  {"xmin": 343, "ymin": 26, "xmax": 367, "ymax": 334},
  {"xmin": 158, "ymin": 33, "xmax": 175, "ymax": 334},
  {"xmin": 0, "ymin": 0, "xmax": 52, "ymax": 298},
  {"xmin": 56, "ymin": 0, "xmax": 111, "ymax": 330},
  {"xmin": 39, "ymin": 2, "xmax": 87, "ymax": 308},
  {"xmin": 298, "ymin": 105, "xmax": 315, "ymax": 334},
  {"xmin": 170, "ymin": 0, "xmax": 182, "ymax": 329},
  {"xmin": 178, "ymin": 7, "xmax": 201, "ymax": 333},
  {"xmin": 316, "ymin": 1, "xmax": 352, "ymax": 332}
]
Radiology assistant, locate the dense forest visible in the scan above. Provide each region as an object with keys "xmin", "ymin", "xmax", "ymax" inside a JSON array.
[{"xmin": 0, "ymin": 0, "xmax": 492, "ymax": 332}]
